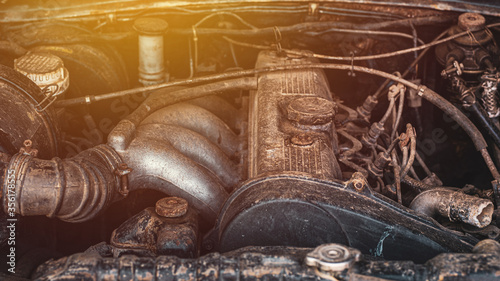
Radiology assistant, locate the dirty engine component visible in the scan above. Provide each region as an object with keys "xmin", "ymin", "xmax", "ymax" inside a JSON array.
[{"xmin": 1, "ymin": 1, "xmax": 500, "ymax": 280}]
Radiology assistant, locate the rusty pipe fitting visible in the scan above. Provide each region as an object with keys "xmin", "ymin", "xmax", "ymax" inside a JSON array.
[{"xmin": 410, "ymin": 188, "xmax": 494, "ymax": 228}]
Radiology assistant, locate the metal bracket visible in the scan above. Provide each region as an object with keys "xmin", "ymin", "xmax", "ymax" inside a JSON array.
[
  {"xmin": 114, "ymin": 163, "xmax": 132, "ymax": 196},
  {"xmin": 34, "ymin": 84, "xmax": 59, "ymax": 112}
]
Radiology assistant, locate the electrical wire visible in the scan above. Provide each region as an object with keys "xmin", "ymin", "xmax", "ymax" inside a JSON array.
[
  {"xmin": 379, "ymin": 97, "xmax": 396, "ymax": 125},
  {"xmin": 222, "ymin": 22, "xmax": 500, "ymax": 64},
  {"xmin": 400, "ymin": 130, "xmax": 417, "ymax": 178},
  {"xmin": 303, "ymin": 28, "xmax": 425, "ymax": 45},
  {"xmin": 168, "ymin": 16, "xmax": 453, "ymax": 37},
  {"xmin": 193, "ymin": 12, "xmax": 258, "ymax": 30},
  {"xmin": 319, "ymin": 6, "xmax": 403, "ymax": 19},
  {"xmin": 52, "ymin": 60, "xmax": 500, "ymax": 191},
  {"xmin": 391, "ymin": 86, "xmax": 406, "ymax": 140},
  {"xmin": 391, "ymin": 150, "xmax": 403, "ymax": 204},
  {"xmin": 373, "ymin": 28, "xmax": 450, "ymax": 99},
  {"xmin": 190, "ymin": 12, "xmax": 258, "ymax": 74},
  {"xmin": 286, "ymin": 22, "xmax": 500, "ymax": 61}
]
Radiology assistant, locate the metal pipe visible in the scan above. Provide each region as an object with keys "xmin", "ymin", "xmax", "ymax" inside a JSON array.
[
  {"xmin": 2, "ymin": 79, "xmax": 246, "ymax": 224},
  {"xmin": 2, "ymin": 132, "xmax": 230, "ymax": 224},
  {"xmin": 66, "ymin": 65, "xmax": 499, "ymax": 188},
  {"xmin": 338, "ymin": 129, "xmax": 362, "ymax": 157},
  {"xmin": 122, "ymin": 136, "xmax": 228, "ymax": 222},
  {"xmin": 136, "ymin": 124, "xmax": 241, "ymax": 190},
  {"xmin": 187, "ymin": 96, "xmax": 245, "ymax": 133},
  {"xmin": 391, "ymin": 150, "xmax": 402, "ymax": 204},
  {"xmin": 410, "ymin": 188, "xmax": 494, "ymax": 228},
  {"xmin": 400, "ymin": 126, "xmax": 416, "ymax": 178},
  {"xmin": 140, "ymin": 103, "xmax": 241, "ymax": 157},
  {"xmin": 1, "ymin": 145, "xmax": 123, "ymax": 223},
  {"xmin": 402, "ymin": 175, "xmax": 433, "ymax": 193}
]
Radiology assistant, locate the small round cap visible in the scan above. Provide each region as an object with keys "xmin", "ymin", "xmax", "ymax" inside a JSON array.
[
  {"xmin": 155, "ymin": 197, "xmax": 188, "ymax": 218},
  {"xmin": 14, "ymin": 52, "xmax": 69, "ymax": 96},
  {"xmin": 287, "ymin": 97, "xmax": 336, "ymax": 125},
  {"xmin": 305, "ymin": 244, "xmax": 361, "ymax": 272},
  {"xmin": 134, "ymin": 18, "xmax": 168, "ymax": 35},
  {"xmin": 458, "ymin": 13, "xmax": 485, "ymax": 32}
]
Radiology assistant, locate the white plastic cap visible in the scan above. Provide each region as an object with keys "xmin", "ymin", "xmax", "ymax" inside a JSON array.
[{"xmin": 14, "ymin": 52, "xmax": 69, "ymax": 96}]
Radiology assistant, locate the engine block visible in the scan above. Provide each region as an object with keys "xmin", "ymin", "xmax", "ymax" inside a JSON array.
[{"xmin": 249, "ymin": 50, "xmax": 341, "ymax": 180}]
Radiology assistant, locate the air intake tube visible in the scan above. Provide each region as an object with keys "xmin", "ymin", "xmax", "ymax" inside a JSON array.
[
  {"xmin": 2, "ymin": 145, "xmax": 123, "ymax": 223},
  {"xmin": 1, "ymin": 77, "xmax": 254, "ymax": 223}
]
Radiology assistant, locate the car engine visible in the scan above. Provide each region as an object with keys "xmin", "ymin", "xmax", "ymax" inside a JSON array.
[{"xmin": 1, "ymin": 1, "xmax": 500, "ymax": 280}]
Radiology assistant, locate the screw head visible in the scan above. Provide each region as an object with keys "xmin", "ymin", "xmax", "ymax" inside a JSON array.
[{"xmin": 155, "ymin": 197, "xmax": 188, "ymax": 218}]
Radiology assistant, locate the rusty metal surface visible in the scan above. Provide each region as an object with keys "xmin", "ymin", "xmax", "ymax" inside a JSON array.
[
  {"xmin": 249, "ymin": 50, "xmax": 341, "ymax": 180},
  {"xmin": 1, "ymin": 3, "xmax": 500, "ymax": 279},
  {"xmin": 140, "ymin": 103, "xmax": 241, "ymax": 158},
  {"xmin": 107, "ymin": 96, "xmax": 245, "ymax": 223},
  {"xmin": 216, "ymin": 175, "xmax": 479, "ymax": 262},
  {"xmin": 32, "ymin": 242, "xmax": 500, "ymax": 281},
  {"xmin": 120, "ymin": 133, "xmax": 228, "ymax": 223},
  {"xmin": 0, "ymin": 64, "xmax": 60, "ymax": 159},
  {"xmin": 410, "ymin": 188, "xmax": 494, "ymax": 228},
  {"xmin": 1, "ymin": 145, "xmax": 123, "ymax": 222},
  {"xmin": 111, "ymin": 205, "xmax": 198, "ymax": 258}
]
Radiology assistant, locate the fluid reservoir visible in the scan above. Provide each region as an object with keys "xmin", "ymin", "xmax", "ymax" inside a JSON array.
[{"xmin": 134, "ymin": 17, "xmax": 168, "ymax": 86}]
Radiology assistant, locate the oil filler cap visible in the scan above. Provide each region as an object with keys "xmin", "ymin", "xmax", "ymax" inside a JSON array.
[
  {"xmin": 14, "ymin": 52, "xmax": 69, "ymax": 96},
  {"xmin": 287, "ymin": 97, "xmax": 336, "ymax": 125}
]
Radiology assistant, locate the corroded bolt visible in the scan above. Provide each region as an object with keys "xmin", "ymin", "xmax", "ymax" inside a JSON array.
[
  {"xmin": 24, "ymin": 139, "xmax": 32, "ymax": 148},
  {"xmin": 155, "ymin": 197, "xmax": 188, "ymax": 218},
  {"xmin": 353, "ymin": 180, "xmax": 365, "ymax": 191},
  {"xmin": 348, "ymin": 172, "xmax": 368, "ymax": 192},
  {"xmin": 20, "ymin": 139, "xmax": 38, "ymax": 157}
]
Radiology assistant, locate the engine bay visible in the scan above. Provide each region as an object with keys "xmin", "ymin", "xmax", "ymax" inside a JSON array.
[{"xmin": 1, "ymin": 1, "xmax": 500, "ymax": 280}]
